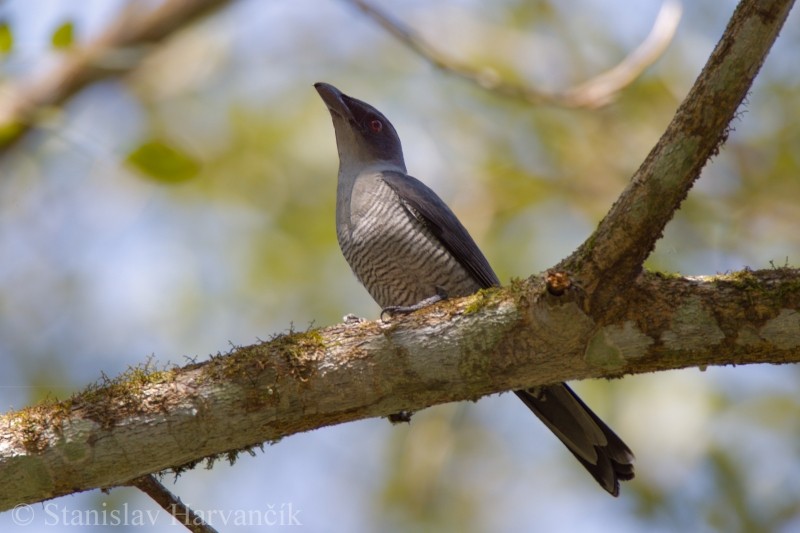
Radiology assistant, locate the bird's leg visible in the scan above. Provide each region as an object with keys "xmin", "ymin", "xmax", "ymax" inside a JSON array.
[
  {"xmin": 381, "ymin": 286, "xmax": 448, "ymax": 321},
  {"xmin": 381, "ymin": 288, "xmax": 447, "ymax": 425}
]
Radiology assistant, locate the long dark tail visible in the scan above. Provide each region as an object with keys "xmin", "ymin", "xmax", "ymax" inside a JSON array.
[{"xmin": 515, "ymin": 384, "xmax": 634, "ymax": 496}]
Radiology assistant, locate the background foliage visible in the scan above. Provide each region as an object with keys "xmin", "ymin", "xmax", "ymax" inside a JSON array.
[{"xmin": 0, "ymin": 1, "xmax": 798, "ymax": 531}]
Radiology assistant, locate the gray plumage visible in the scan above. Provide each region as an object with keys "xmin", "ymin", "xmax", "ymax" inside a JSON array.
[
  {"xmin": 337, "ymin": 171, "xmax": 480, "ymax": 307},
  {"xmin": 315, "ymin": 82, "xmax": 634, "ymax": 496}
]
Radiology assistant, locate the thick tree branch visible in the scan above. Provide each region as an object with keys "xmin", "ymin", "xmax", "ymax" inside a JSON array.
[
  {"xmin": 1, "ymin": 268, "xmax": 798, "ymax": 510},
  {"xmin": 0, "ymin": 0, "xmax": 231, "ymax": 152},
  {"xmin": 560, "ymin": 0, "xmax": 795, "ymax": 312},
  {"xmin": 348, "ymin": 0, "xmax": 681, "ymax": 108}
]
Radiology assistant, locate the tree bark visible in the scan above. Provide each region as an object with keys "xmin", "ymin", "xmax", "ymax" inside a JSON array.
[
  {"xmin": 1, "ymin": 268, "xmax": 799, "ymax": 510},
  {"xmin": 560, "ymin": 0, "xmax": 796, "ymax": 314}
]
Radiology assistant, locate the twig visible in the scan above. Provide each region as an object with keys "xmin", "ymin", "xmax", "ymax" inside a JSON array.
[
  {"xmin": 131, "ymin": 474, "xmax": 219, "ymax": 533},
  {"xmin": 563, "ymin": 1, "xmax": 683, "ymax": 107},
  {"xmin": 0, "ymin": 0, "xmax": 231, "ymax": 153},
  {"xmin": 347, "ymin": 0, "xmax": 682, "ymax": 108}
]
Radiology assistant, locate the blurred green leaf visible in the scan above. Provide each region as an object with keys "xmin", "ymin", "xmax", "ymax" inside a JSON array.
[
  {"xmin": 51, "ymin": 21, "xmax": 75, "ymax": 49},
  {"xmin": 0, "ymin": 21, "xmax": 13, "ymax": 54},
  {"xmin": 125, "ymin": 139, "xmax": 201, "ymax": 183},
  {"xmin": 0, "ymin": 121, "xmax": 23, "ymax": 149}
]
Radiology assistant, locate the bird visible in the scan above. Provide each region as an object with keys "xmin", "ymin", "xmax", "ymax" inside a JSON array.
[{"xmin": 314, "ymin": 82, "xmax": 635, "ymax": 496}]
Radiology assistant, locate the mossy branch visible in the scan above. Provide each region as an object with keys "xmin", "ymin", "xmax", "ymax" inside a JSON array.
[
  {"xmin": 1, "ymin": 267, "xmax": 799, "ymax": 510},
  {"xmin": 559, "ymin": 0, "xmax": 795, "ymax": 313}
]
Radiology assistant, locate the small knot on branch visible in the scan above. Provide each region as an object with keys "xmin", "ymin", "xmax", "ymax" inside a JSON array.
[{"xmin": 546, "ymin": 271, "xmax": 572, "ymax": 296}]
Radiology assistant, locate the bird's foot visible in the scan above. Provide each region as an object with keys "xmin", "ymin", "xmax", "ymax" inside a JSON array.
[
  {"xmin": 387, "ymin": 411, "xmax": 414, "ymax": 424},
  {"xmin": 380, "ymin": 287, "xmax": 448, "ymax": 321},
  {"xmin": 343, "ymin": 313, "xmax": 366, "ymax": 324}
]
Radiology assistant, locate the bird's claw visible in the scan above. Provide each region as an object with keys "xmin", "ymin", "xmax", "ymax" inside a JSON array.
[
  {"xmin": 387, "ymin": 411, "xmax": 414, "ymax": 424},
  {"xmin": 380, "ymin": 287, "xmax": 448, "ymax": 322}
]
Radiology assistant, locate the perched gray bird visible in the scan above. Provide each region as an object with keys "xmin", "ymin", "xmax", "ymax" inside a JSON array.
[{"xmin": 315, "ymin": 82, "xmax": 635, "ymax": 496}]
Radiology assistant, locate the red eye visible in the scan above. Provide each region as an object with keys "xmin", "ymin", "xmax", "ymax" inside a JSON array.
[{"xmin": 369, "ymin": 120, "xmax": 383, "ymax": 133}]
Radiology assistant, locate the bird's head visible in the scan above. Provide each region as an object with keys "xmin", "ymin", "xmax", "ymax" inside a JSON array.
[{"xmin": 315, "ymin": 82, "xmax": 406, "ymax": 174}]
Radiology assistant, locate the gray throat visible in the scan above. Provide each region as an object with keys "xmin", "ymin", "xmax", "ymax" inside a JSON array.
[{"xmin": 335, "ymin": 160, "xmax": 405, "ymax": 239}]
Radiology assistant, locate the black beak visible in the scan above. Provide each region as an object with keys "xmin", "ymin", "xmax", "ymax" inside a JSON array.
[{"xmin": 314, "ymin": 82, "xmax": 355, "ymax": 122}]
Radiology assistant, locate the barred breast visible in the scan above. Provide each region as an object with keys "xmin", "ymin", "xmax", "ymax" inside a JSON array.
[{"xmin": 337, "ymin": 174, "xmax": 480, "ymax": 309}]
